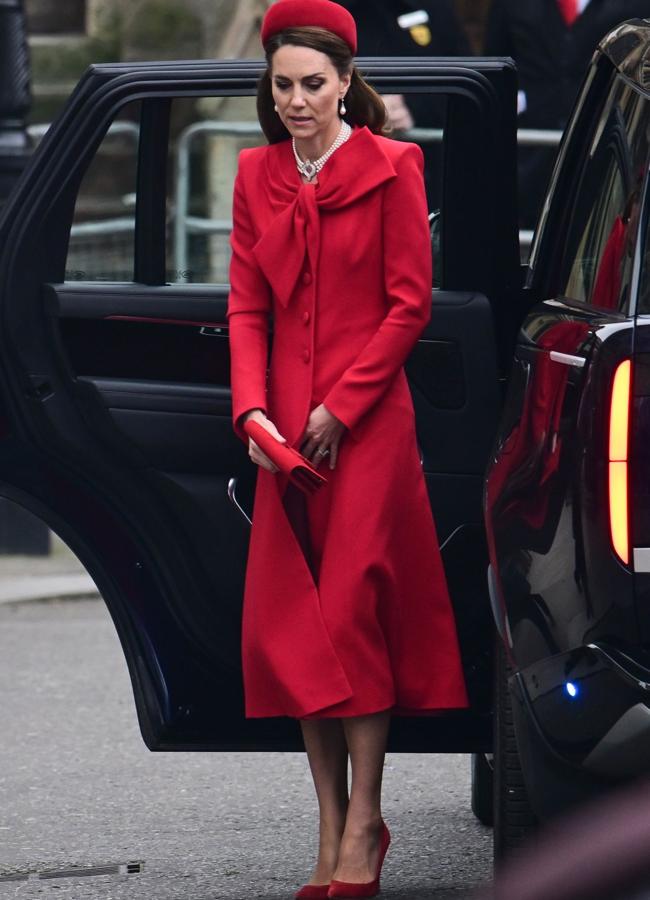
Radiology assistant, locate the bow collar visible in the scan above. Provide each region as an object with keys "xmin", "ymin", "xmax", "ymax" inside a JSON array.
[{"xmin": 252, "ymin": 126, "xmax": 397, "ymax": 307}]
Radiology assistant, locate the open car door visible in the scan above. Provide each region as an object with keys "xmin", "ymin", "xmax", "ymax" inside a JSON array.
[{"xmin": 0, "ymin": 58, "xmax": 519, "ymax": 750}]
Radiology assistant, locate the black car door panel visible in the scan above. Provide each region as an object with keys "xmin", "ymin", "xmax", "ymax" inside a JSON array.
[
  {"xmin": 47, "ymin": 281, "xmax": 500, "ymax": 536},
  {"xmin": 0, "ymin": 59, "xmax": 519, "ymax": 751}
]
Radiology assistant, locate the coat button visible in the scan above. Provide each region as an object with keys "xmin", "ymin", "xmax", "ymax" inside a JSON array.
[
  {"xmin": 302, "ymin": 349, "xmax": 311, "ymax": 363},
  {"xmin": 302, "ymin": 271, "xmax": 313, "ymax": 285},
  {"xmin": 303, "ymin": 310, "xmax": 310, "ymax": 324}
]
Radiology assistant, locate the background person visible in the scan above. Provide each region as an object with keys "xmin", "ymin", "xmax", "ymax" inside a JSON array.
[
  {"xmin": 227, "ymin": 1, "xmax": 468, "ymax": 897},
  {"xmin": 485, "ymin": 0, "xmax": 650, "ymax": 229},
  {"xmin": 340, "ymin": 0, "xmax": 471, "ymax": 208}
]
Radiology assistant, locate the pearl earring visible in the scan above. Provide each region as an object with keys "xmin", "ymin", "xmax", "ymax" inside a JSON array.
[
  {"xmin": 340, "ymin": 96, "xmax": 347, "ymax": 116},
  {"xmin": 274, "ymin": 103, "xmax": 279, "ymax": 113}
]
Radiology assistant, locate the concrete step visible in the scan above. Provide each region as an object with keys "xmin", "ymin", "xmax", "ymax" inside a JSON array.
[
  {"xmin": 0, "ymin": 535, "xmax": 101, "ymax": 605},
  {"xmin": 0, "ymin": 571, "xmax": 99, "ymax": 604}
]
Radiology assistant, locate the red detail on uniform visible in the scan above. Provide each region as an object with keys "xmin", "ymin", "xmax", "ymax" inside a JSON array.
[{"xmin": 557, "ymin": 0, "xmax": 579, "ymax": 26}]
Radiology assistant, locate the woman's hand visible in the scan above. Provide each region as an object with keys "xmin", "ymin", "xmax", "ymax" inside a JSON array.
[
  {"xmin": 243, "ymin": 409, "xmax": 286, "ymax": 473},
  {"xmin": 300, "ymin": 404, "xmax": 346, "ymax": 470}
]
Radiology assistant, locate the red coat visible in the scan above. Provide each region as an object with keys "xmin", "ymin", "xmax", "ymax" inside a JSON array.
[{"xmin": 227, "ymin": 125, "xmax": 468, "ymax": 718}]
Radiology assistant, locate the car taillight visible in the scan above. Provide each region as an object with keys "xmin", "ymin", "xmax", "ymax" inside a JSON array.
[{"xmin": 609, "ymin": 359, "xmax": 631, "ymax": 565}]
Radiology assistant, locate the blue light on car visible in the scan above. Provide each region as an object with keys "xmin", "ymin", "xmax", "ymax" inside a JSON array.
[{"xmin": 565, "ymin": 681, "xmax": 579, "ymax": 698}]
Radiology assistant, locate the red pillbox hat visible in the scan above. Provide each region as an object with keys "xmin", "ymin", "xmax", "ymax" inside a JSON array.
[{"xmin": 261, "ymin": 0, "xmax": 358, "ymax": 54}]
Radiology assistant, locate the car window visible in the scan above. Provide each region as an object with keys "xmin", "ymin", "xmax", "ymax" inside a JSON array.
[
  {"xmin": 166, "ymin": 95, "xmax": 261, "ymax": 286},
  {"xmin": 165, "ymin": 92, "xmax": 446, "ymax": 288},
  {"xmin": 558, "ymin": 80, "xmax": 649, "ymax": 315},
  {"xmin": 634, "ymin": 178, "xmax": 650, "ymax": 315},
  {"xmin": 64, "ymin": 101, "xmax": 141, "ymax": 282}
]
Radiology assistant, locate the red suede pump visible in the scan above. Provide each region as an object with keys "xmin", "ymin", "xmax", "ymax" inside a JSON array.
[
  {"xmin": 295, "ymin": 884, "xmax": 330, "ymax": 900},
  {"xmin": 327, "ymin": 822, "xmax": 391, "ymax": 899}
]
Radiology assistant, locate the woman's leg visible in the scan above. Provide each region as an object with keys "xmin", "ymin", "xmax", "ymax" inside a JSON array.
[
  {"xmin": 300, "ymin": 718, "xmax": 350, "ymax": 885},
  {"xmin": 332, "ymin": 711, "xmax": 391, "ymax": 883}
]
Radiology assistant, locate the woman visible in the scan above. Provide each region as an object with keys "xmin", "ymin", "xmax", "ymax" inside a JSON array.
[{"xmin": 226, "ymin": 1, "xmax": 468, "ymax": 897}]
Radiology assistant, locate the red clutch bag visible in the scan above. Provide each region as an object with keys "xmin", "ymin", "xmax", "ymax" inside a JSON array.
[{"xmin": 243, "ymin": 419, "xmax": 328, "ymax": 495}]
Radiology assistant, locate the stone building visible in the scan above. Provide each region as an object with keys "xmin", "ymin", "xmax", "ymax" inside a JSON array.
[
  {"xmin": 24, "ymin": 0, "xmax": 492, "ymax": 122},
  {"xmin": 25, "ymin": 0, "xmax": 270, "ymax": 122}
]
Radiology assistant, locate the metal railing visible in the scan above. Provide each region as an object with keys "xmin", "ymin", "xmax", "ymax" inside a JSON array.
[
  {"xmin": 29, "ymin": 119, "xmax": 563, "ymax": 274},
  {"xmin": 172, "ymin": 122, "xmax": 564, "ymax": 275},
  {"xmin": 28, "ymin": 121, "xmax": 140, "ymax": 240},
  {"xmin": 174, "ymin": 121, "xmax": 263, "ymax": 280}
]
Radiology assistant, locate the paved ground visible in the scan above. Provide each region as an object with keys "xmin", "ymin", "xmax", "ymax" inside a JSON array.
[
  {"xmin": 0, "ymin": 535, "xmax": 97, "ymax": 606},
  {"xmin": 0, "ymin": 540, "xmax": 493, "ymax": 899}
]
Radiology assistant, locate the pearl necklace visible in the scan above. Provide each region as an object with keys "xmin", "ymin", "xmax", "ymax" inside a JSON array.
[{"xmin": 292, "ymin": 120, "xmax": 352, "ymax": 182}]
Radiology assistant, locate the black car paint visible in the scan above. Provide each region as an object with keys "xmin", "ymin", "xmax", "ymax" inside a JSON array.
[{"xmin": 485, "ymin": 19, "xmax": 650, "ymax": 817}]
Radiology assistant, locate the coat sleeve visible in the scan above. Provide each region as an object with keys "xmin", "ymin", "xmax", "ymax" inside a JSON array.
[
  {"xmin": 226, "ymin": 153, "xmax": 272, "ymax": 443},
  {"xmin": 322, "ymin": 142, "xmax": 432, "ymax": 434}
]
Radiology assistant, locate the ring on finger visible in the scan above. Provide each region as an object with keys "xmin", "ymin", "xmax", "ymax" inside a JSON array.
[{"xmin": 317, "ymin": 447, "xmax": 330, "ymax": 456}]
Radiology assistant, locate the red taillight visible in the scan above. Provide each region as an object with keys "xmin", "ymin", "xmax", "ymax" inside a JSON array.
[{"xmin": 609, "ymin": 360, "xmax": 631, "ymax": 565}]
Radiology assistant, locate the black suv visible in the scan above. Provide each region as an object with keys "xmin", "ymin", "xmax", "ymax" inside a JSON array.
[
  {"xmin": 0, "ymin": 15, "xmax": 647, "ymax": 860},
  {"xmin": 486, "ymin": 18, "xmax": 650, "ymax": 852}
]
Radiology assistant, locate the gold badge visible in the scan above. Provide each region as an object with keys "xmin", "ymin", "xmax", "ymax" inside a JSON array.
[{"xmin": 410, "ymin": 24, "xmax": 432, "ymax": 46}]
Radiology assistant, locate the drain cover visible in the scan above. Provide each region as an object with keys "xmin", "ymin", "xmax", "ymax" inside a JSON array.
[{"xmin": 0, "ymin": 860, "xmax": 143, "ymax": 882}]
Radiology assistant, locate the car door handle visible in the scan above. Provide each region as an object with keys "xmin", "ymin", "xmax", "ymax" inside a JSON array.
[
  {"xmin": 227, "ymin": 477, "xmax": 252, "ymax": 526},
  {"xmin": 549, "ymin": 351, "xmax": 586, "ymax": 368}
]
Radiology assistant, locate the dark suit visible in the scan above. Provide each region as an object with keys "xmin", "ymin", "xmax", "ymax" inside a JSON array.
[
  {"xmin": 341, "ymin": 0, "xmax": 471, "ymax": 209},
  {"xmin": 485, "ymin": 0, "xmax": 650, "ymax": 227},
  {"xmin": 343, "ymin": 0, "xmax": 470, "ymax": 58}
]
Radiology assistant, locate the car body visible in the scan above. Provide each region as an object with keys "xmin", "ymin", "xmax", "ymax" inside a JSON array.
[
  {"xmin": 485, "ymin": 17, "xmax": 650, "ymax": 850},
  {"xmin": 0, "ymin": 14, "xmax": 648, "ymax": 858}
]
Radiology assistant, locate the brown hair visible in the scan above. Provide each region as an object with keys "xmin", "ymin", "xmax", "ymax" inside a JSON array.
[{"xmin": 257, "ymin": 26, "xmax": 388, "ymax": 144}]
